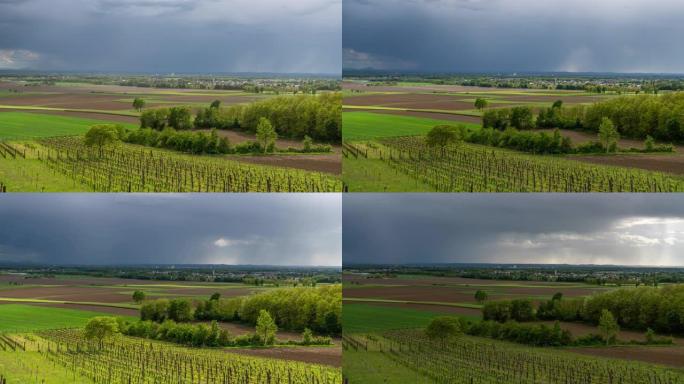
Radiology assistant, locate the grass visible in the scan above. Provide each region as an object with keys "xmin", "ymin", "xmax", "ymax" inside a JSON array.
[
  {"xmin": 0, "ymin": 304, "xmax": 134, "ymax": 332},
  {"xmin": 343, "ymin": 304, "xmax": 449, "ymax": 333},
  {"xmin": 343, "ymin": 155, "xmax": 435, "ymax": 192},
  {"xmin": 0, "ymin": 298, "xmax": 139, "ymax": 310},
  {"xmin": 343, "ymin": 297, "xmax": 482, "ymax": 309},
  {"xmin": 0, "ymin": 112, "xmax": 136, "ymax": 139},
  {"xmin": 343, "ymin": 348, "xmax": 435, "ymax": 384},
  {"xmin": 0, "ymin": 351, "xmax": 94, "ymax": 383},
  {"xmin": 0, "ymin": 155, "xmax": 93, "ymax": 191},
  {"xmin": 343, "ymin": 111, "xmax": 479, "ymax": 141}
]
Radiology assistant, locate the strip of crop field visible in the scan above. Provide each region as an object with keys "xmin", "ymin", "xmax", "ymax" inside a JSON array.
[
  {"xmin": 35, "ymin": 329, "xmax": 342, "ymax": 384},
  {"xmin": 0, "ymin": 298, "xmax": 138, "ymax": 310},
  {"xmin": 347, "ymin": 137, "xmax": 684, "ymax": 192},
  {"xmin": 1, "ymin": 138, "xmax": 341, "ymax": 192},
  {"xmin": 343, "ymin": 297, "xmax": 481, "ymax": 309},
  {"xmin": 344, "ymin": 331, "xmax": 684, "ymax": 384},
  {"xmin": 0, "ymin": 105, "xmax": 139, "ymax": 117}
]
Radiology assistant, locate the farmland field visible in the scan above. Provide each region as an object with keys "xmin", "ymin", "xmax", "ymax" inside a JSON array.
[
  {"xmin": 0, "ymin": 78, "xmax": 342, "ymax": 192},
  {"xmin": 0, "ymin": 269, "xmax": 342, "ymax": 383},
  {"xmin": 342, "ymin": 79, "xmax": 684, "ymax": 192},
  {"xmin": 342, "ymin": 269, "xmax": 684, "ymax": 383}
]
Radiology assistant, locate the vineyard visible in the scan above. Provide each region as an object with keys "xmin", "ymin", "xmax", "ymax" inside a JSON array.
[
  {"xmin": 343, "ymin": 138, "xmax": 684, "ymax": 192},
  {"xmin": 0, "ymin": 330, "xmax": 342, "ymax": 384},
  {"xmin": 343, "ymin": 331, "xmax": 684, "ymax": 384},
  {"xmin": 0, "ymin": 138, "xmax": 341, "ymax": 192}
]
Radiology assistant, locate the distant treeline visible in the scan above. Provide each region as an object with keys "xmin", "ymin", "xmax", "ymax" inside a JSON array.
[
  {"xmin": 483, "ymin": 93, "xmax": 684, "ymax": 143},
  {"xmin": 483, "ymin": 285, "xmax": 684, "ymax": 335},
  {"xmin": 140, "ymin": 285, "xmax": 342, "ymax": 336},
  {"xmin": 140, "ymin": 93, "xmax": 341, "ymax": 143}
]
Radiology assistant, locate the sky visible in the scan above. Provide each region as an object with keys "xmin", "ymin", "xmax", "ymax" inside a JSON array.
[
  {"xmin": 344, "ymin": 194, "xmax": 684, "ymax": 267},
  {"xmin": 0, "ymin": 0, "xmax": 341, "ymax": 74},
  {"xmin": 343, "ymin": 0, "xmax": 684, "ymax": 73},
  {"xmin": 0, "ymin": 194, "xmax": 341, "ymax": 266}
]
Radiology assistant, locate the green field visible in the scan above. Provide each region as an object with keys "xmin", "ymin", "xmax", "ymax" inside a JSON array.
[
  {"xmin": 0, "ymin": 304, "xmax": 133, "ymax": 332},
  {"xmin": 343, "ymin": 304, "xmax": 449, "ymax": 333},
  {"xmin": 0, "ymin": 112, "xmax": 136, "ymax": 139},
  {"xmin": 343, "ymin": 111, "xmax": 479, "ymax": 140}
]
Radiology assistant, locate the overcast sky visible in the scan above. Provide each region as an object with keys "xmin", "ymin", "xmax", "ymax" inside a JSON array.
[
  {"xmin": 0, "ymin": 194, "xmax": 341, "ymax": 266},
  {"xmin": 0, "ymin": 0, "xmax": 341, "ymax": 74},
  {"xmin": 343, "ymin": 0, "xmax": 684, "ymax": 73},
  {"xmin": 344, "ymin": 194, "xmax": 684, "ymax": 267}
]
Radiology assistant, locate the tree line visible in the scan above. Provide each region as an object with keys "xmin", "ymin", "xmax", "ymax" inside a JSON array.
[
  {"xmin": 140, "ymin": 93, "xmax": 341, "ymax": 143},
  {"xmin": 484, "ymin": 93, "xmax": 684, "ymax": 143},
  {"xmin": 482, "ymin": 285, "xmax": 684, "ymax": 335},
  {"xmin": 140, "ymin": 285, "xmax": 341, "ymax": 336}
]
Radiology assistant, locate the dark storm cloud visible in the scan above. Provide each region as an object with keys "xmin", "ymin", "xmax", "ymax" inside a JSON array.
[
  {"xmin": 0, "ymin": 0, "xmax": 341, "ymax": 74},
  {"xmin": 343, "ymin": 194, "xmax": 684, "ymax": 266},
  {"xmin": 0, "ymin": 194, "xmax": 341, "ymax": 266},
  {"xmin": 343, "ymin": 0, "xmax": 684, "ymax": 73}
]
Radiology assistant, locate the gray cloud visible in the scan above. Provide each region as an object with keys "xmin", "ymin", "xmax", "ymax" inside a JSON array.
[
  {"xmin": 0, "ymin": 194, "xmax": 341, "ymax": 266},
  {"xmin": 343, "ymin": 194, "xmax": 684, "ymax": 266},
  {"xmin": 0, "ymin": 0, "xmax": 341, "ymax": 73},
  {"xmin": 343, "ymin": 0, "xmax": 684, "ymax": 73}
]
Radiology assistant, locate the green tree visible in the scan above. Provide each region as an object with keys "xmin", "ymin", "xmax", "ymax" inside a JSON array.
[
  {"xmin": 210, "ymin": 100, "xmax": 221, "ymax": 109},
  {"xmin": 210, "ymin": 292, "xmax": 221, "ymax": 301},
  {"xmin": 132, "ymin": 97, "xmax": 146, "ymax": 112},
  {"xmin": 256, "ymin": 117, "xmax": 277, "ymax": 153},
  {"xmin": 302, "ymin": 328, "xmax": 313, "ymax": 345},
  {"xmin": 598, "ymin": 309, "xmax": 619, "ymax": 345},
  {"xmin": 644, "ymin": 135, "xmax": 655, "ymax": 151},
  {"xmin": 302, "ymin": 135, "xmax": 313, "ymax": 152},
  {"xmin": 255, "ymin": 310, "xmax": 277, "ymax": 345},
  {"xmin": 474, "ymin": 290, "xmax": 488, "ymax": 304},
  {"xmin": 168, "ymin": 107, "xmax": 193, "ymax": 130},
  {"xmin": 132, "ymin": 290, "xmax": 146, "ymax": 304},
  {"xmin": 84, "ymin": 316, "xmax": 120, "ymax": 345},
  {"xmin": 474, "ymin": 97, "xmax": 489, "ymax": 111},
  {"xmin": 426, "ymin": 125, "xmax": 462, "ymax": 155},
  {"xmin": 84, "ymin": 125, "xmax": 121, "ymax": 156},
  {"xmin": 425, "ymin": 316, "xmax": 461, "ymax": 340},
  {"xmin": 598, "ymin": 117, "xmax": 620, "ymax": 153},
  {"xmin": 552, "ymin": 100, "xmax": 563, "ymax": 109}
]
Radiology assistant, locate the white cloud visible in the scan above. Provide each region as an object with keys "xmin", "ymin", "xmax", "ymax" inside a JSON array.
[
  {"xmin": 0, "ymin": 49, "xmax": 40, "ymax": 69},
  {"xmin": 615, "ymin": 217, "xmax": 684, "ymax": 229},
  {"xmin": 213, "ymin": 237, "xmax": 253, "ymax": 248}
]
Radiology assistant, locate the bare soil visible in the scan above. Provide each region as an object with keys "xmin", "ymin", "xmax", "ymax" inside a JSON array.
[
  {"xmin": 233, "ymin": 153, "xmax": 342, "ymax": 175},
  {"xmin": 566, "ymin": 346, "xmax": 684, "ymax": 368},
  {"xmin": 228, "ymin": 345, "xmax": 342, "ymax": 367}
]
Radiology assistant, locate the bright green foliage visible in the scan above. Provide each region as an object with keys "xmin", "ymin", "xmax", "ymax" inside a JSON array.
[
  {"xmin": 474, "ymin": 97, "xmax": 489, "ymax": 110},
  {"xmin": 256, "ymin": 117, "xmax": 277, "ymax": 153},
  {"xmin": 84, "ymin": 316, "xmax": 120, "ymax": 341},
  {"xmin": 132, "ymin": 97, "xmax": 145, "ymax": 111},
  {"xmin": 425, "ymin": 316, "xmax": 461, "ymax": 340},
  {"xmin": 598, "ymin": 117, "xmax": 619, "ymax": 153},
  {"xmin": 598, "ymin": 309, "xmax": 619, "ymax": 345},
  {"xmin": 255, "ymin": 310, "xmax": 278, "ymax": 345},
  {"xmin": 474, "ymin": 290, "xmax": 488, "ymax": 303},
  {"xmin": 132, "ymin": 290, "xmax": 146, "ymax": 304}
]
